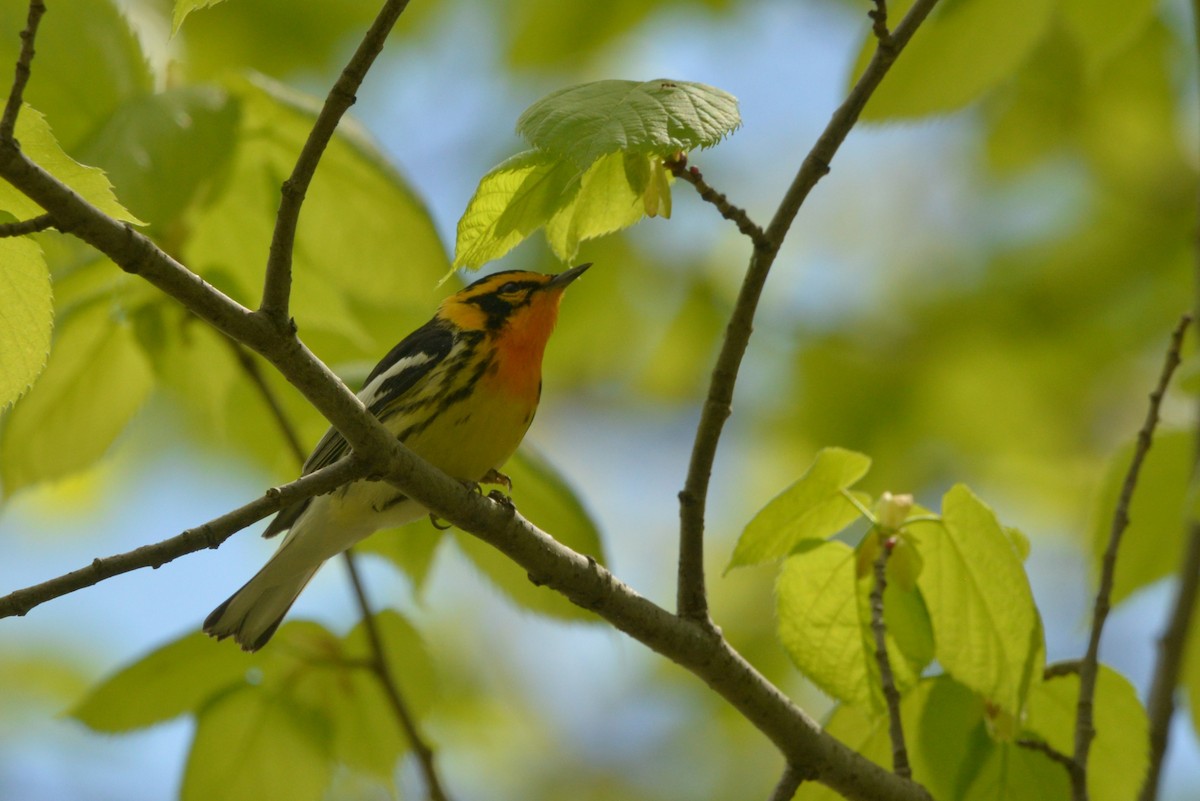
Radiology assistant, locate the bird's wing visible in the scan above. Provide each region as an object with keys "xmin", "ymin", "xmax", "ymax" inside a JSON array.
[{"xmin": 262, "ymin": 319, "xmax": 454, "ymax": 539}]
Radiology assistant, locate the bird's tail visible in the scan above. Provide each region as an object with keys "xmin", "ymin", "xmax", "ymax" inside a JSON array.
[{"xmin": 203, "ymin": 558, "xmax": 320, "ymax": 652}]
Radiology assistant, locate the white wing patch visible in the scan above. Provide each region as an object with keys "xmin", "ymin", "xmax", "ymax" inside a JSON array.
[{"xmin": 358, "ymin": 351, "xmax": 434, "ymax": 409}]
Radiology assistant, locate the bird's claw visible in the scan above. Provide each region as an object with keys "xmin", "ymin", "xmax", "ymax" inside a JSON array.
[{"xmin": 480, "ymin": 468, "xmax": 513, "ymax": 492}]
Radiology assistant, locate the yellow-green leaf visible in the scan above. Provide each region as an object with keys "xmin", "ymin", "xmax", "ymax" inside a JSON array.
[
  {"xmin": 1060, "ymin": 0, "xmax": 1157, "ymax": 73},
  {"xmin": 173, "ymin": 0, "xmax": 230, "ymax": 34},
  {"xmin": 728, "ymin": 447, "xmax": 871, "ymax": 571},
  {"xmin": 912, "ymin": 485, "xmax": 1042, "ymax": 716},
  {"xmin": 0, "ymin": 237, "xmax": 52, "ymax": 410},
  {"xmin": 1, "ymin": 304, "xmax": 153, "ymax": 492}
]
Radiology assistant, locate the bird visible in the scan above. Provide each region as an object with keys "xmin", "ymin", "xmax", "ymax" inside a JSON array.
[{"xmin": 204, "ymin": 264, "xmax": 590, "ymax": 651}]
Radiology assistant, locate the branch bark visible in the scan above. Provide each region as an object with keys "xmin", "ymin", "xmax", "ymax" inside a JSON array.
[
  {"xmin": 675, "ymin": 0, "xmax": 943, "ymax": 622},
  {"xmin": 0, "ymin": 0, "xmax": 44, "ymax": 140},
  {"xmin": 870, "ymin": 539, "xmax": 910, "ymax": 779},
  {"xmin": 1075, "ymin": 314, "xmax": 1190, "ymax": 800}
]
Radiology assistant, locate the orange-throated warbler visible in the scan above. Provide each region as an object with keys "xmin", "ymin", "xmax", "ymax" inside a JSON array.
[{"xmin": 204, "ymin": 264, "xmax": 590, "ymax": 650}]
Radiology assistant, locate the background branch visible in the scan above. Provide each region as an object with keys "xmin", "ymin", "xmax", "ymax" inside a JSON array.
[
  {"xmin": 0, "ymin": 211, "xmax": 53, "ymax": 236},
  {"xmin": 0, "ymin": 455, "xmax": 369, "ymax": 618},
  {"xmin": 259, "ymin": 0, "xmax": 413, "ymax": 325},
  {"xmin": 675, "ymin": 0, "xmax": 943, "ymax": 622},
  {"xmin": 870, "ymin": 539, "xmax": 910, "ymax": 778},
  {"xmin": 0, "ymin": 0, "xmax": 44, "ymax": 141},
  {"xmin": 1074, "ymin": 314, "xmax": 1190, "ymax": 800}
]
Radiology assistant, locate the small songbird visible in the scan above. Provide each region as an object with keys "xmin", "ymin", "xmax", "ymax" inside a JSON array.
[{"xmin": 204, "ymin": 264, "xmax": 590, "ymax": 651}]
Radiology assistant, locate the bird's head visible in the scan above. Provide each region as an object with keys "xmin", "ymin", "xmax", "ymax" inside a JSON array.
[{"xmin": 438, "ymin": 264, "xmax": 590, "ymax": 340}]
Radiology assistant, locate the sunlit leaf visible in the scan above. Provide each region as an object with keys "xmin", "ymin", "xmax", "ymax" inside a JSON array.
[
  {"xmin": 0, "ymin": 237, "xmax": 51, "ymax": 410},
  {"xmin": 517, "ymin": 79, "xmax": 740, "ymax": 169},
  {"xmin": 173, "ymin": 0, "xmax": 230, "ymax": 34},
  {"xmin": 1024, "ymin": 666, "xmax": 1148, "ymax": 801},
  {"xmin": 1091, "ymin": 429, "xmax": 1191, "ymax": 605},
  {"xmin": 182, "ymin": 686, "xmax": 331, "ymax": 801},
  {"xmin": 0, "ymin": 106, "xmax": 143, "ymax": 224},
  {"xmin": 960, "ymin": 740, "xmax": 1070, "ymax": 800},
  {"xmin": 1, "ymin": 304, "xmax": 153, "ymax": 492},
  {"xmin": 912, "ymin": 485, "xmax": 1042, "ymax": 716},
  {"xmin": 728, "ymin": 447, "xmax": 871, "ymax": 570},
  {"xmin": 71, "ymin": 632, "xmax": 250, "ymax": 732},
  {"xmin": 454, "ymin": 446, "xmax": 604, "ymax": 621},
  {"xmin": 854, "ymin": 0, "xmax": 1055, "ymax": 120},
  {"xmin": 1060, "ymin": 0, "xmax": 1157, "ymax": 73}
]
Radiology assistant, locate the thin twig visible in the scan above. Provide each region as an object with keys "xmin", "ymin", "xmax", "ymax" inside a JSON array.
[
  {"xmin": 675, "ymin": 0, "xmax": 944, "ymax": 623},
  {"xmin": 665, "ymin": 155, "xmax": 768, "ymax": 248},
  {"xmin": 228, "ymin": 342, "xmax": 453, "ymax": 801},
  {"xmin": 767, "ymin": 763, "xmax": 805, "ymax": 801},
  {"xmin": 343, "ymin": 553, "xmax": 452, "ymax": 801},
  {"xmin": 868, "ymin": 0, "xmax": 891, "ymax": 45},
  {"xmin": 870, "ymin": 538, "xmax": 910, "ymax": 778},
  {"xmin": 259, "ymin": 0, "xmax": 413, "ymax": 325},
  {"xmin": 1045, "ymin": 660, "xmax": 1081, "ymax": 680},
  {"xmin": 0, "ymin": 0, "xmax": 45, "ymax": 141},
  {"xmin": 0, "ymin": 456, "xmax": 369, "ymax": 619},
  {"xmin": 0, "ymin": 211, "xmax": 53, "ymax": 236},
  {"xmin": 1017, "ymin": 738, "xmax": 1075, "ymax": 775},
  {"xmin": 1075, "ymin": 314, "xmax": 1191, "ymax": 801}
]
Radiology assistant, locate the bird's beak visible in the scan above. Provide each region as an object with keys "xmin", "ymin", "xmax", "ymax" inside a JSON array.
[{"xmin": 546, "ymin": 263, "xmax": 591, "ymax": 290}]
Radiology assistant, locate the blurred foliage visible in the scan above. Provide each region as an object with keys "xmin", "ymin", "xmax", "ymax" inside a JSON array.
[{"xmin": 2, "ymin": 0, "xmax": 1200, "ymax": 798}]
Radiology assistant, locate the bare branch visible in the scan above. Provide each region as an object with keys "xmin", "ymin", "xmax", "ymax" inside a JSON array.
[
  {"xmin": 226, "ymin": 339, "xmax": 308, "ymax": 464},
  {"xmin": 0, "ymin": 0, "xmax": 45, "ymax": 142},
  {"xmin": 0, "ymin": 211, "xmax": 53, "ymax": 236},
  {"xmin": 1017, "ymin": 737, "xmax": 1075, "ymax": 775},
  {"xmin": 664, "ymin": 154, "xmax": 767, "ymax": 248},
  {"xmin": 1075, "ymin": 313, "xmax": 1191, "ymax": 801},
  {"xmin": 0, "ymin": 455, "xmax": 370, "ymax": 619},
  {"xmin": 767, "ymin": 763, "xmax": 806, "ymax": 801},
  {"xmin": 1045, "ymin": 660, "xmax": 1081, "ymax": 680},
  {"xmin": 260, "ymin": 0, "xmax": 413, "ymax": 325},
  {"xmin": 870, "ymin": 538, "xmax": 910, "ymax": 778},
  {"xmin": 343, "ymin": 553, "xmax": 452, "ymax": 801},
  {"xmin": 676, "ymin": 0, "xmax": 944, "ymax": 622},
  {"xmin": 868, "ymin": 0, "xmax": 891, "ymax": 45}
]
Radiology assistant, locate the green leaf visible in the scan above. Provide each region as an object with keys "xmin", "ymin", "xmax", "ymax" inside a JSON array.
[
  {"xmin": 1091, "ymin": 429, "xmax": 1192, "ymax": 605},
  {"xmin": 71, "ymin": 632, "xmax": 250, "ymax": 732},
  {"xmin": 960, "ymin": 740, "xmax": 1070, "ymax": 801},
  {"xmin": 912, "ymin": 485, "xmax": 1042, "ymax": 716},
  {"xmin": 517, "ymin": 79, "xmax": 740, "ymax": 169},
  {"xmin": 854, "ymin": 0, "xmax": 1055, "ymax": 120},
  {"xmin": 184, "ymin": 75, "xmax": 449, "ymax": 339},
  {"xmin": 0, "ymin": 0, "xmax": 152, "ymax": 152},
  {"xmin": 1060, "ymin": 0, "xmax": 1157, "ymax": 73},
  {"xmin": 453, "ymin": 149, "xmax": 580, "ymax": 270},
  {"xmin": 182, "ymin": 686, "xmax": 332, "ymax": 801},
  {"xmin": 77, "ymin": 85, "xmax": 240, "ymax": 232},
  {"xmin": 1024, "ymin": 667, "xmax": 1148, "ymax": 801},
  {"xmin": 173, "ymin": 0, "xmax": 230, "ymax": 33},
  {"xmin": 0, "ymin": 237, "xmax": 52, "ymax": 410},
  {"xmin": 454, "ymin": 446, "xmax": 604, "ymax": 621},
  {"xmin": 1, "ymin": 303, "xmax": 154, "ymax": 492},
  {"xmin": 0, "ymin": 106, "xmax": 143, "ymax": 224},
  {"xmin": 727, "ymin": 447, "xmax": 871, "ymax": 571}
]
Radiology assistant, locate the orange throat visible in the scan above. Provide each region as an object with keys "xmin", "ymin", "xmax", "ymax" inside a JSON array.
[{"xmin": 485, "ymin": 294, "xmax": 563, "ymax": 398}]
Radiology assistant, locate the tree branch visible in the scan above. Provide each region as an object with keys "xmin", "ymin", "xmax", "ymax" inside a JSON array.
[
  {"xmin": 870, "ymin": 538, "xmax": 910, "ymax": 778},
  {"xmin": 767, "ymin": 763, "xmax": 805, "ymax": 801},
  {"xmin": 664, "ymin": 154, "xmax": 767, "ymax": 248},
  {"xmin": 1017, "ymin": 737, "xmax": 1075, "ymax": 776},
  {"xmin": 0, "ymin": 211, "xmax": 53, "ymax": 236},
  {"xmin": 0, "ymin": 0, "xmax": 44, "ymax": 142},
  {"xmin": 1075, "ymin": 313, "xmax": 1191, "ymax": 800},
  {"xmin": 259, "ymin": 0, "xmax": 413, "ymax": 326},
  {"xmin": 0, "ymin": 455, "xmax": 370, "ymax": 618},
  {"xmin": 676, "ymin": 0, "xmax": 944, "ymax": 622},
  {"xmin": 343, "ymin": 553, "xmax": 452, "ymax": 801}
]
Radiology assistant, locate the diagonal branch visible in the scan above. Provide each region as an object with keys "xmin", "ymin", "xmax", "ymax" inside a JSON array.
[
  {"xmin": 0, "ymin": 211, "xmax": 53, "ymax": 236},
  {"xmin": 0, "ymin": 0, "xmax": 45, "ymax": 141},
  {"xmin": 259, "ymin": 0, "xmax": 413, "ymax": 325},
  {"xmin": 676, "ymin": 0, "xmax": 943, "ymax": 622},
  {"xmin": 665, "ymin": 155, "xmax": 767, "ymax": 248},
  {"xmin": 767, "ymin": 763, "xmax": 805, "ymax": 801},
  {"xmin": 1075, "ymin": 313, "xmax": 1191, "ymax": 801},
  {"xmin": 0, "ymin": 455, "xmax": 370, "ymax": 618}
]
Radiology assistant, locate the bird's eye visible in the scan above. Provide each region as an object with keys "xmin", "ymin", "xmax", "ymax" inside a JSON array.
[{"xmin": 498, "ymin": 282, "xmax": 521, "ymax": 294}]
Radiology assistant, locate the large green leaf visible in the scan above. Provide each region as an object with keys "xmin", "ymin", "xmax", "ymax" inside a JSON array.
[
  {"xmin": 1060, "ymin": 0, "xmax": 1157, "ymax": 73},
  {"xmin": 71, "ymin": 632, "xmax": 250, "ymax": 732},
  {"xmin": 184, "ymin": 75, "xmax": 448, "ymax": 341},
  {"xmin": 1023, "ymin": 667, "xmax": 1148, "ymax": 801},
  {"xmin": 1090, "ymin": 429, "xmax": 1192, "ymax": 605},
  {"xmin": 0, "ymin": 0, "xmax": 152, "ymax": 152},
  {"xmin": 173, "ymin": 0, "xmax": 230, "ymax": 33},
  {"xmin": 912, "ymin": 485, "xmax": 1042, "ymax": 716},
  {"xmin": 517, "ymin": 79, "xmax": 740, "ymax": 169},
  {"xmin": 1, "ymin": 303, "xmax": 153, "ymax": 492},
  {"xmin": 0, "ymin": 105, "xmax": 142, "ymax": 224},
  {"xmin": 182, "ymin": 686, "xmax": 332, "ymax": 801},
  {"xmin": 727, "ymin": 447, "xmax": 870, "ymax": 570},
  {"xmin": 0, "ymin": 237, "xmax": 51, "ymax": 410},
  {"xmin": 454, "ymin": 446, "xmax": 605, "ymax": 621},
  {"xmin": 854, "ymin": 0, "xmax": 1055, "ymax": 120}
]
